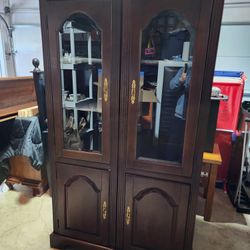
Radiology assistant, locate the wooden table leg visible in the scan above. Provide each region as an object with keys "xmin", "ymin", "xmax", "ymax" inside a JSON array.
[
  {"xmin": 202, "ymin": 163, "xmax": 209, "ymax": 198},
  {"xmin": 204, "ymin": 164, "xmax": 218, "ymax": 221}
]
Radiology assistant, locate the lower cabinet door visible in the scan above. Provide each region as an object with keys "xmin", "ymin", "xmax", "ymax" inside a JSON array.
[
  {"xmin": 56, "ymin": 163, "xmax": 110, "ymax": 246},
  {"xmin": 123, "ymin": 175, "xmax": 190, "ymax": 250}
]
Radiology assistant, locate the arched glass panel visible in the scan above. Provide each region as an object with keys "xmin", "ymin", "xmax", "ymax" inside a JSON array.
[
  {"xmin": 59, "ymin": 13, "xmax": 102, "ymax": 152},
  {"xmin": 137, "ymin": 11, "xmax": 195, "ymax": 163}
]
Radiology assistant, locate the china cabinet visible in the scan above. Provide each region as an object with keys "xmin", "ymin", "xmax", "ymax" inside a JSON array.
[{"xmin": 39, "ymin": 0, "xmax": 224, "ymax": 249}]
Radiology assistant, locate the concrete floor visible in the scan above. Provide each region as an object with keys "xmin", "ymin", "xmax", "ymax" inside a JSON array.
[
  {"xmin": 0, "ymin": 188, "xmax": 249, "ymax": 250},
  {"xmin": 197, "ymin": 187, "xmax": 247, "ymax": 224},
  {"xmin": 0, "ymin": 190, "xmax": 54, "ymax": 250},
  {"xmin": 195, "ymin": 188, "xmax": 250, "ymax": 250}
]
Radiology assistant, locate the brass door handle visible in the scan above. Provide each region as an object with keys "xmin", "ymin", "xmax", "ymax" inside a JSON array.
[
  {"xmin": 103, "ymin": 78, "xmax": 108, "ymax": 102},
  {"xmin": 102, "ymin": 201, "xmax": 107, "ymax": 220},
  {"xmin": 131, "ymin": 80, "xmax": 136, "ymax": 104},
  {"xmin": 126, "ymin": 206, "xmax": 131, "ymax": 225}
]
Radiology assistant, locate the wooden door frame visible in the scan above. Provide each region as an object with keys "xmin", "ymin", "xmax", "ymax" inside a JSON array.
[
  {"xmin": 184, "ymin": 0, "xmax": 225, "ymax": 248},
  {"xmin": 124, "ymin": 0, "xmax": 214, "ymax": 177},
  {"xmin": 45, "ymin": 1, "xmax": 112, "ymax": 164}
]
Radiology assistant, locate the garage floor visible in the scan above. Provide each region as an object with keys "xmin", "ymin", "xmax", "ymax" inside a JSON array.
[{"xmin": 0, "ymin": 188, "xmax": 249, "ymax": 250}]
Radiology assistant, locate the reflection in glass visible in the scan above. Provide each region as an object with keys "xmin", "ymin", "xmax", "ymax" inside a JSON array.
[
  {"xmin": 137, "ymin": 12, "xmax": 195, "ymax": 163},
  {"xmin": 59, "ymin": 14, "xmax": 102, "ymax": 152}
]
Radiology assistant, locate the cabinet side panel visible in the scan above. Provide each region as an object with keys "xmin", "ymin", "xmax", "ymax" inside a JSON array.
[{"xmin": 185, "ymin": 0, "xmax": 225, "ymax": 249}]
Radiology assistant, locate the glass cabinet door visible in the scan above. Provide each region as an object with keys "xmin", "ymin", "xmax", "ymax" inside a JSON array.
[
  {"xmin": 136, "ymin": 12, "xmax": 195, "ymax": 164},
  {"xmin": 59, "ymin": 15, "xmax": 103, "ymax": 153},
  {"xmin": 46, "ymin": 2, "xmax": 113, "ymax": 163},
  {"xmin": 125, "ymin": 1, "xmax": 212, "ymax": 176}
]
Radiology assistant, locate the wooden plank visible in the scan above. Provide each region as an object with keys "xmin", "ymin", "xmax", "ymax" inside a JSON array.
[
  {"xmin": 203, "ymin": 152, "xmax": 222, "ymax": 165},
  {"xmin": 0, "ymin": 76, "xmax": 37, "ymax": 110},
  {"xmin": 0, "ymin": 101, "xmax": 37, "ymax": 118},
  {"xmin": 18, "ymin": 105, "xmax": 38, "ymax": 117}
]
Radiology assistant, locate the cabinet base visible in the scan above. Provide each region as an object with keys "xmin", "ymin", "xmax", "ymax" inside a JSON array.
[{"xmin": 50, "ymin": 233, "xmax": 113, "ymax": 250}]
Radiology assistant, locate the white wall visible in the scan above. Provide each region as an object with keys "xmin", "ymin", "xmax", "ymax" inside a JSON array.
[
  {"xmin": 215, "ymin": 0, "xmax": 250, "ymax": 94},
  {"xmin": 0, "ymin": 0, "xmax": 16, "ymax": 77},
  {"xmin": 222, "ymin": 0, "xmax": 250, "ymax": 24},
  {"xmin": 1, "ymin": 0, "xmax": 250, "ymax": 81},
  {"xmin": 10, "ymin": 0, "xmax": 43, "ymax": 76},
  {"xmin": 10, "ymin": 0, "xmax": 40, "ymax": 25},
  {"xmin": 0, "ymin": 0, "xmax": 43, "ymax": 76},
  {"xmin": 0, "ymin": 24, "xmax": 7, "ymax": 77},
  {"xmin": 215, "ymin": 25, "xmax": 250, "ymax": 89},
  {"xmin": 12, "ymin": 25, "xmax": 43, "ymax": 76}
]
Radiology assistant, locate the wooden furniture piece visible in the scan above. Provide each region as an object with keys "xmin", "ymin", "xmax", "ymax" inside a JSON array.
[
  {"xmin": 4, "ymin": 107, "xmax": 47, "ymax": 196},
  {"xmin": 39, "ymin": 0, "xmax": 224, "ymax": 249},
  {"xmin": 0, "ymin": 102, "xmax": 37, "ymax": 122},
  {"xmin": 0, "ymin": 76, "xmax": 47, "ymax": 196},
  {"xmin": 0, "ymin": 76, "xmax": 37, "ymax": 121},
  {"xmin": 201, "ymin": 144, "xmax": 222, "ymax": 221},
  {"xmin": 6, "ymin": 156, "xmax": 48, "ymax": 196}
]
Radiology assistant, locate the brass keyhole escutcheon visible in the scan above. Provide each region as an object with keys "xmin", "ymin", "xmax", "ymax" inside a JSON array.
[
  {"xmin": 126, "ymin": 206, "xmax": 131, "ymax": 225},
  {"xmin": 102, "ymin": 201, "xmax": 107, "ymax": 220}
]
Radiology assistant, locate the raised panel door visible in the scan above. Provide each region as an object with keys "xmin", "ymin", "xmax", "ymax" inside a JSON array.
[
  {"xmin": 123, "ymin": 175, "xmax": 190, "ymax": 250},
  {"xmin": 56, "ymin": 163, "xmax": 109, "ymax": 246}
]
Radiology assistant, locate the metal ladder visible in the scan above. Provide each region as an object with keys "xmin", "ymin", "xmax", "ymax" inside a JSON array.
[{"xmin": 234, "ymin": 117, "xmax": 250, "ymax": 213}]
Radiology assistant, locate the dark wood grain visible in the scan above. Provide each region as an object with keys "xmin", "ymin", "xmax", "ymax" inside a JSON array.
[
  {"xmin": 40, "ymin": 0, "xmax": 60, "ymax": 234},
  {"xmin": 50, "ymin": 232, "xmax": 113, "ymax": 250},
  {"xmin": 123, "ymin": 175, "xmax": 190, "ymax": 250},
  {"xmin": 56, "ymin": 163, "xmax": 109, "ymax": 245},
  {"xmin": 184, "ymin": 0, "xmax": 225, "ymax": 249}
]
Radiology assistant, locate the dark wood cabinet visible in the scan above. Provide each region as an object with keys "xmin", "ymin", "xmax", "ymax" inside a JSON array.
[{"xmin": 40, "ymin": 0, "xmax": 224, "ymax": 249}]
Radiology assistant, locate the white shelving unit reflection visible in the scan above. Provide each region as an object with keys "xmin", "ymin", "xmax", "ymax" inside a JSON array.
[{"xmin": 59, "ymin": 21, "xmax": 102, "ymax": 151}]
